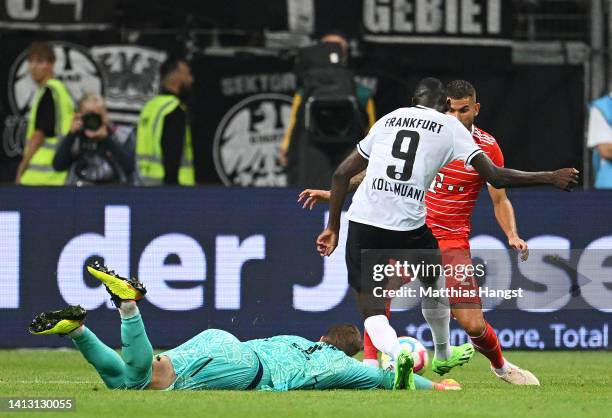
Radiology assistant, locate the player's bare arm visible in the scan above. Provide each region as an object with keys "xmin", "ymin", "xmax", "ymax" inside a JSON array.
[
  {"xmin": 596, "ymin": 143, "xmax": 612, "ymax": 159},
  {"xmin": 488, "ymin": 185, "xmax": 529, "ymax": 261},
  {"xmin": 317, "ymin": 150, "xmax": 368, "ymax": 257},
  {"xmin": 348, "ymin": 169, "xmax": 367, "ymax": 192},
  {"xmin": 298, "ymin": 170, "xmax": 365, "ymax": 210},
  {"xmin": 15, "ymin": 129, "xmax": 46, "ymax": 184},
  {"xmin": 470, "ymin": 153, "xmax": 579, "ymax": 191}
]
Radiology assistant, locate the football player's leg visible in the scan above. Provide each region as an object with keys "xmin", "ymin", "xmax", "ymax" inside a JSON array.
[
  {"xmin": 362, "ymin": 299, "xmax": 391, "ymax": 368},
  {"xmin": 360, "ymin": 293, "xmax": 402, "ymax": 362},
  {"xmin": 346, "ymin": 222, "xmax": 402, "ymax": 363},
  {"xmin": 425, "ymin": 290, "xmax": 474, "ymax": 376},
  {"xmin": 72, "ymin": 327, "xmax": 127, "ymax": 389},
  {"xmin": 346, "ymin": 221, "xmax": 415, "ymax": 389},
  {"xmin": 420, "ymin": 279, "xmax": 476, "ymax": 377},
  {"xmin": 429, "ymin": 240, "xmax": 476, "ymax": 375},
  {"xmin": 453, "ymin": 304, "xmax": 497, "ymax": 363},
  {"xmin": 454, "ymin": 306, "xmax": 539, "ymax": 385},
  {"xmin": 421, "ymin": 286, "xmax": 452, "ymax": 362},
  {"xmin": 362, "ymin": 331, "xmax": 379, "ymax": 367},
  {"xmin": 29, "ymin": 306, "xmax": 126, "ymax": 389},
  {"xmin": 120, "ymin": 302, "xmax": 153, "ymax": 389},
  {"xmin": 87, "ymin": 262, "xmax": 153, "ymax": 388},
  {"xmin": 422, "ymin": 241, "xmax": 455, "ymax": 364},
  {"xmin": 356, "ymin": 292, "xmax": 417, "ymax": 390},
  {"xmin": 407, "ymin": 229, "xmax": 461, "ymax": 369}
]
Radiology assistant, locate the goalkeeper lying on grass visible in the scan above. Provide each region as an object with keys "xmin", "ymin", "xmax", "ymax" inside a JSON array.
[{"xmin": 29, "ymin": 262, "xmax": 460, "ymax": 392}]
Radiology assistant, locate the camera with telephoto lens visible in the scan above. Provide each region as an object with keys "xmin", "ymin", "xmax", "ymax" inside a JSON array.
[
  {"xmin": 296, "ymin": 43, "xmax": 364, "ymax": 145},
  {"xmin": 82, "ymin": 112, "xmax": 102, "ymax": 131}
]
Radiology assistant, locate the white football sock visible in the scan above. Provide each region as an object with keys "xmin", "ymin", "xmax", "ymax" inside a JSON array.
[
  {"xmin": 364, "ymin": 315, "xmax": 402, "ymax": 360},
  {"xmin": 421, "ymin": 295, "xmax": 452, "ymax": 360},
  {"xmin": 362, "ymin": 358, "xmax": 379, "ymax": 368},
  {"xmin": 494, "ymin": 358, "xmax": 511, "ymax": 374},
  {"xmin": 118, "ymin": 301, "xmax": 139, "ymax": 319},
  {"xmin": 68, "ymin": 325, "xmax": 85, "ymax": 338}
]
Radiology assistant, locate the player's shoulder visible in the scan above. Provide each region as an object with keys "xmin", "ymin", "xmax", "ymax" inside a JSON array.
[
  {"xmin": 382, "ymin": 107, "xmax": 409, "ymax": 118},
  {"xmin": 472, "ymin": 125, "xmax": 499, "ymax": 146},
  {"xmin": 438, "ymin": 112, "xmax": 471, "ymax": 137},
  {"xmin": 387, "ymin": 105, "xmax": 450, "ymax": 122},
  {"xmin": 370, "ymin": 108, "xmax": 406, "ymax": 129},
  {"xmin": 442, "ymin": 112, "xmax": 467, "ymax": 126}
]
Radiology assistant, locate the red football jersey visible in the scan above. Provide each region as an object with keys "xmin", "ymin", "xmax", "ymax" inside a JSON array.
[{"xmin": 425, "ymin": 125, "xmax": 504, "ymax": 239}]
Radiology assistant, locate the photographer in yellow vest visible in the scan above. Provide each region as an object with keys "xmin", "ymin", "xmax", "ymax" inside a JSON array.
[
  {"xmin": 136, "ymin": 57, "xmax": 195, "ymax": 186},
  {"xmin": 16, "ymin": 42, "xmax": 74, "ymax": 185}
]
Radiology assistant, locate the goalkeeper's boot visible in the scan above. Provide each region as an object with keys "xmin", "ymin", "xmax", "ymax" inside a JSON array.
[
  {"xmin": 393, "ymin": 349, "xmax": 415, "ymax": 390},
  {"xmin": 86, "ymin": 261, "xmax": 146, "ymax": 307},
  {"xmin": 434, "ymin": 378, "xmax": 462, "ymax": 391},
  {"xmin": 431, "ymin": 343, "xmax": 475, "ymax": 376},
  {"xmin": 491, "ymin": 362, "xmax": 540, "ymax": 386},
  {"xmin": 29, "ymin": 305, "xmax": 86, "ymax": 335}
]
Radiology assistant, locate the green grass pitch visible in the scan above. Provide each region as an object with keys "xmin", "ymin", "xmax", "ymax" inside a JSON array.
[{"xmin": 0, "ymin": 350, "xmax": 610, "ymax": 418}]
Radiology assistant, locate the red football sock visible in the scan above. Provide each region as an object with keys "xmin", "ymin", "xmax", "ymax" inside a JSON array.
[
  {"xmin": 363, "ymin": 297, "xmax": 393, "ymax": 360},
  {"xmin": 469, "ymin": 321, "xmax": 505, "ymax": 369},
  {"xmin": 363, "ymin": 330, "xmax": 378, "ymax": 360}
]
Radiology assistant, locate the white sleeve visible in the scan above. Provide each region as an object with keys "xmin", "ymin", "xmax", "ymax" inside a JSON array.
[
  {"xmin": 451, "ymin": 123, "xmax": 483, "ymax": 167},
  {"xmin": 587, "ymin": 107, "xmax": 612, "ymax": 148},
  {"xmin": 356, "ymin": 122, "xmax": 378, "ymax": 160}
]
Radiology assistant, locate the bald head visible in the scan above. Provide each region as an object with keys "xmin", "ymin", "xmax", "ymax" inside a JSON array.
[{"xmin": 412, "ymin": 77, "xmax": 449, "ymax": 113}]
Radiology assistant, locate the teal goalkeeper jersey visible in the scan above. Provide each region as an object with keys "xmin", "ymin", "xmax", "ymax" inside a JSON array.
[
  {"xmin": 243, "ymin": 335, "xmax": 393, "ymax": 391},
  {"xmin": 159, "ymin": 330, "xmax": 392, "ymax": 391}
]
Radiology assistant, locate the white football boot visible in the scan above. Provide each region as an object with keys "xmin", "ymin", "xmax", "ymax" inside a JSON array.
[{"xmin": 491, "ymin": 362, "xmax": 540, "ymax": 385}]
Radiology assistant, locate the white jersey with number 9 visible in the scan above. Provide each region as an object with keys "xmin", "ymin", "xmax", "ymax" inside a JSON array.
[{"xmin": 346, "ymin": 105, "xmax": 483, "ymax": 231}]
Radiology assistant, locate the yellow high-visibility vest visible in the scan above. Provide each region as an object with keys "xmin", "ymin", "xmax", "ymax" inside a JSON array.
[
  {"xmin": 21, "ymin": 78, "xmax": 74, "ymax": 185},
  {"xmin": 136, "ymin": 95, "xmax": 194, "ymax": 186}
]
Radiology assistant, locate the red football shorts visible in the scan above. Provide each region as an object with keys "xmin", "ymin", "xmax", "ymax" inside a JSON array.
[{"xmin": 438, "ymin": 237, "xmax": 481, "ymax": 306}]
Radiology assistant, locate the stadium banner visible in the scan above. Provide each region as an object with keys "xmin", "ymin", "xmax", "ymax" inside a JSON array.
[
  {"xmin": 191, "ymin": 54, "xmax": 297, "ymax": 186},
  {"xmin": 0, "ymin": 0, "xmax": 117, "ymax": 31},
  {"xmin": 0, "ymin": 188, "xmax": 610, "ymax": 350},
  {"xmin": 361, "ymin": 0, "xmax": 513, "ymax": 45},
  {"xmin": 358, "ymin": 0, "xmax": 514, "ymax": 71},
  {"xmin": 0, "ymin": 35, "xmax": 581, "ymax": 184}
]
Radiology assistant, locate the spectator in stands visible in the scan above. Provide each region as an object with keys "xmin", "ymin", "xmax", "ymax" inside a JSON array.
[
  {"xmin": 16, "ymin": 41, "xmax": 74, "ymax": 185},
  {"xmin": 280, "ymin": 32, "xmax": 376, "ymax": 189},
  {"xmin": 136, "ymin": 57, "xmax": 195, "ymax": 186},
  {"xmin": 587, "ymin": 92, "xmax": 612, "ymax": 188},
  {"xmin": 52, "ymin": 93, "xmax": 134, "ymax": 186}
]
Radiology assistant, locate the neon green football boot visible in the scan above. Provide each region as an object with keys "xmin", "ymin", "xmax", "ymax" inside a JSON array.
[
  {"xmin": 86, "ymin": 261, "xmax": 146, "ymax": 307},
  {"xmin": 29, "ymin": 305, "xmax": 87, "ymax": 335},
  {"xmin": 431, "ymin": 343, "xmax": 475, "ymax": 376},
  {"xmin": 393, "ymin": 349, "xmax": 416, "ymax": 390}
]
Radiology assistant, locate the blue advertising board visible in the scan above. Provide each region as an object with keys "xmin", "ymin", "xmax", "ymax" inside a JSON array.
[{"xmin": 0, "ymin": 187, "xmax": 610, "ymax": 350}]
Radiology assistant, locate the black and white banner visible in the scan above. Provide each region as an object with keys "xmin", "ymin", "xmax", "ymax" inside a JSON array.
[
  {"xmin": 192, "ymin": 54, "xmax": 297, "ymax": 186},
  {"xmin": 361, "ymin": 0, "xmax": 513, "ymax": 46},
  {"xmin": 0, "ymin": 0, "xmax": 117, "ymax": 30}
]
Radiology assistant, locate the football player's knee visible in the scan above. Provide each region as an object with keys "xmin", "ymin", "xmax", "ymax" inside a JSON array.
[{"xmin": 456, "ymin": 314, "xmax": 485, "ymax": 336}]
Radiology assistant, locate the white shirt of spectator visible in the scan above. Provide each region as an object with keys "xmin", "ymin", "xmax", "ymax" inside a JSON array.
[
  {"xmin": 587, "ymin": 103, "xmax": 612, "ymax": 148},
  {"xmin": 347, "ymin": 105, "xmax": 483, "ymax": 231}
]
